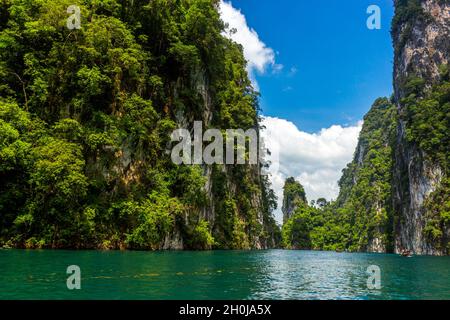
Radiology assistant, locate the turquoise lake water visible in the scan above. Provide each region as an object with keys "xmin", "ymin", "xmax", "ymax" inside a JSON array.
[{"xmin": 0, "ymin": 249, "xmax": 449, "ymax": 300}]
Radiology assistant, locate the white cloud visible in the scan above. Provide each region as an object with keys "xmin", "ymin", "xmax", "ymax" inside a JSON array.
[
  {"xmin": 261, "ymin": 117, "xmax": 362, "ymax": 224},
  {"xmin": 219, "ymin": 1, "xmax": 280, "ymax": 88}
]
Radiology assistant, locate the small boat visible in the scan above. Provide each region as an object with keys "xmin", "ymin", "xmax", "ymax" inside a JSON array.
[{"xmin": 400, "ymin": 249, "xmax": 413, "ymax": 257}]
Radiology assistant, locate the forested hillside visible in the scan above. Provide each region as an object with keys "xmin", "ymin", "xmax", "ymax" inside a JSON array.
[
  {"xmin": 0, "ymin": 0, "xmax": 279, "ymax": 249},
  {"xmin": 281, "ymin": 100, "xmax": 398, "ymax": 252}
]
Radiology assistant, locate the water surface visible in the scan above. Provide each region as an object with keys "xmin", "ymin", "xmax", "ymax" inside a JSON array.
[{"xmin": 0, "ymin": 249, "xmax": 449, "ymax": 299}]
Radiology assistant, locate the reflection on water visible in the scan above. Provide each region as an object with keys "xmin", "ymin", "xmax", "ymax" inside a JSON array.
[{"xmin": 0, "ymin": 249, "xmax": 449, "ymax": 300}]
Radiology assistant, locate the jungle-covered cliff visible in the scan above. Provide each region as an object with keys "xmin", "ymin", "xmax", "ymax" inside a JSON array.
[
  {"xmin": 282, "ymin": 0, "xmax": 449, "ymax": 255},
  {"xmin": 282, "ymin": 177, "xmax": 307, "ymax": 224},
  {"xmin": 0, "ymin": 0, "xmax": 280, "ymax": 250},
  {"xmin": 391, "ymin": 0, "xmax": 449, "ymax": 255}
]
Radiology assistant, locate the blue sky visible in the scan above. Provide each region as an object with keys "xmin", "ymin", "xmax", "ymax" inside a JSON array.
[{"xmin": 229, "ymin": 0, "xmax": 394, "ymax": 132}]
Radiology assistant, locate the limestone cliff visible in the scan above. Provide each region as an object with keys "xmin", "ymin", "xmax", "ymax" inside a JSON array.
[
  {"xmin": 391, "ymin": 0, "xmax": 449, "ymax": 255},
  {"xmin": 335, "ymin": 98, "xmax": 397, "ymax": 253},
  {"xmin": 328, "ymin": 0, "xmax": 449, "ymax": 255},
  {"xmin": 282, "ymin": 178, "xmax": 307, "ymax": 224},
  {"xmin": 0, "ymin": 0, "xmax": 280, "ymax": 250}
]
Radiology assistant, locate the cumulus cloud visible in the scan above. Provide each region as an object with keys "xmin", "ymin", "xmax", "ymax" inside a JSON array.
[
  {"xmin": 219, "ymin": 1, "xmax": 280, "ymax": 87},
  {"xmin": 261, "ymin": 117, "xmax": 362, "ymax": 223}
]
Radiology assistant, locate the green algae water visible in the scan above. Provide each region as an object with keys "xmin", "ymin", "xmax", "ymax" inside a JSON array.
[{"xmin": 0, "ymin": 249, "xmax": 449, "ymax": 300}]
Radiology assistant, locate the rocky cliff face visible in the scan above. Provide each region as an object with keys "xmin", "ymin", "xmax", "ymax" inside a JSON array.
[
  {"xmin": 335, "ymin": 98, "xmax": 397, "ymax": 253},
  {"xmin": 391, "ymin": 0, "xmax": 450, "ymax": 255},
  {"xmin": 134, "ymin": 63, "xmax": 277, "ymax": 250},
  {"xmin": 328, "ymin": 0, "xmax": 449, "ymax": 255},
  {"xmin": 282, "ymin": 178, "xmax": 307, "ymax": 224},
  {"xmin": 393, "ymin": 0, "xmax": 450, "ymax": 101}
]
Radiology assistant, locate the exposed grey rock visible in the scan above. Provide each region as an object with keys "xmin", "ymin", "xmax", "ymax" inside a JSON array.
[
  {"xmin": 282, "ymin": 177, "xmax": 307, "ymax": 224},
  {"xmin": 392, "ymin": 0, "xmax": 449, "ymax": 255}
]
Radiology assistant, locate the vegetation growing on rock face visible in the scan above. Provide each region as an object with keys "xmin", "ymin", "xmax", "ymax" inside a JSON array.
[
  {"xmin": 334, "ymin": 98, "xmax": 397, "ymax": 252},
  {"xmin": 281, "ymin": 178, "xmax": 311, "ymax": 249},
  {"xmin": 283, "ymin": 0, "xmax": 449, "ymax": 255},
  {"xmin": 401, "ymin": 66, "xmax": 450, "ymax": 252},
  {"xmin": 282, "ymin": 100, "xmax": 398, "ymax": 252},
  {"xmin": 281, "ymin": 177, "xmax": 306, "ymax": 223},
  {"xmin": 0, "ymin": 0, "xmax": 279, "ymax": 249},
  {"xmin": 391, "ymin": 0, "xmax": 435, "ymax": 61},
  {"xmin": 282, "ymin": 70, "xmax": 449, "ymax": 254}
]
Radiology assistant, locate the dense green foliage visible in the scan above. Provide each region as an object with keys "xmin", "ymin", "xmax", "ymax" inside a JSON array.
[
  {"xmin": 283, "ymin": 72, "xmax": 449, "ymax": 253},
  {"xmin": 282, "ymin": 99, "xmax": 398, "ymax": 252},
  {"xmin": 333, "ymin": 98, "xmax": 397, "ymax": 252},
  {"xmin": 0, "ymin": 0, "xmax": 279, "ymax": 249},
  {"xmin": 401, "ymin": 67, "xmax": 450, "ymax": 252},
  {"xmin": 280, "ymin": 178, "xmax": 309, "ymax": 248}
]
